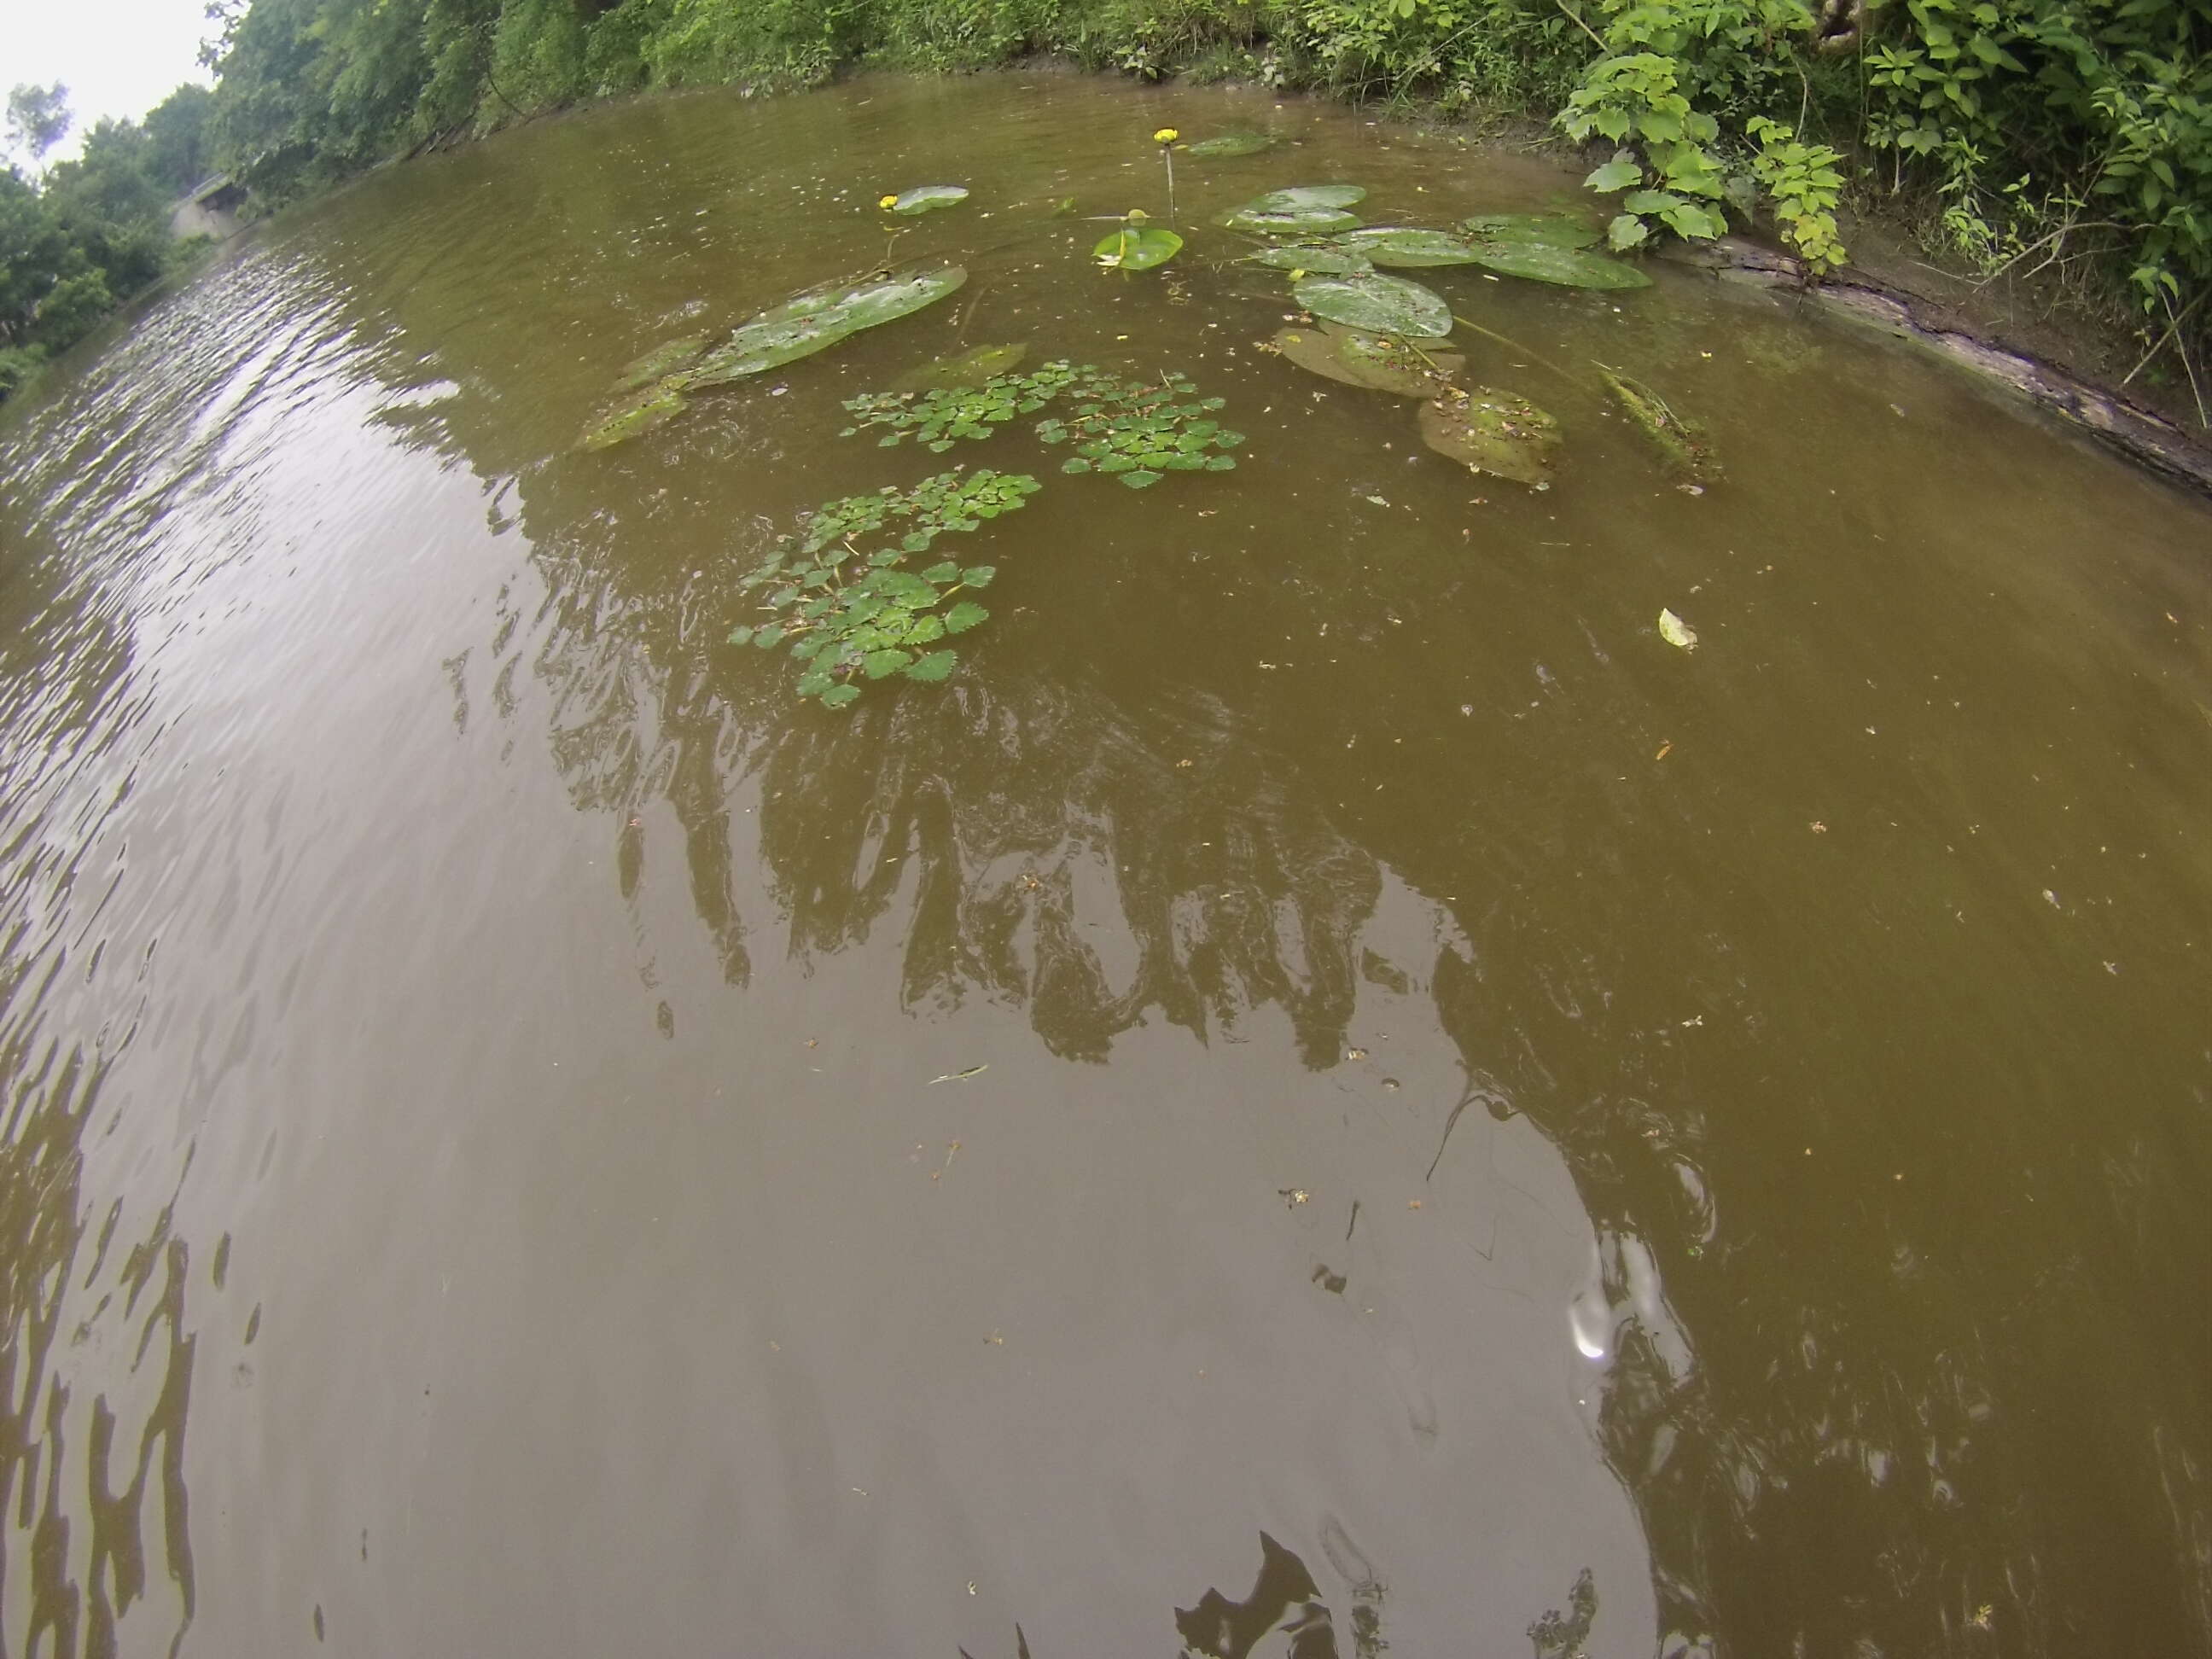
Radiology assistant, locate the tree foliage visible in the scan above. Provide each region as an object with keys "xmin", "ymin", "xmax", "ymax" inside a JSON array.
[{"xmin": 0, "ymin": 84, "xmax": 223, "ymax": 400}]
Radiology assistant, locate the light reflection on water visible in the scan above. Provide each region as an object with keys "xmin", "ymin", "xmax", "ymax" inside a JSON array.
[{"xmin": 1, "ymin": 73, "xmax": 2208, "ymax": 1658}]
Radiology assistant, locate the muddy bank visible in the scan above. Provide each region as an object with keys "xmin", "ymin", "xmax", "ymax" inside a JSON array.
[{"xmin": 1660, "ymin": 233, "xmax": 2212, "ymax": 501}]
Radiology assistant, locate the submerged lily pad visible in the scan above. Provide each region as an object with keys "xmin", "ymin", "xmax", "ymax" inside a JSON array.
[
  {"xmin": 579, "ymin": 379, "xmax": 689, "ymax": 451},
  {"xmin": 888, "ymin": 185, "xmax": 970, "ymax": 215},
  {"xmin": 1292, "ymin": 271, "xmax": 1453, "ymax": 338},
  {"xmin": 1184, "ymin": 131, "xmax": 1278, "ymax": 158},
  {"xmin": 1418, "ymin": 386, "xmax": 1560, "ymax": 486},
  {"xmin": 1464, "ymin": 239, "xmax": 1652, "ymax": 290},
  {"xmin": 1220, "ymin": 184, "xmax": 1367, "ymax": 234},
  {"xmin": 690, "ymin": 264, "xmax": 969, "ymax": 387},
  {"xmin": 1273, "ymin": 324, "xmax": 1464, "ymax": 396},
  {"xmin": 1246, "ymin": 244, "xmax": 1373, "ymax": 276},
  {"xmin": 1095, "ymin": 224, "xmax": 1185, "ymax": 271},
  {"xmin": 1598, "ymin": 364, "xmax": 1717, "ymax": 480},
  {"xmin": 614, "ymin": 335, "xmax": 707, "ymax": 393},
  {"xmin": 1327, "ymin": 227, "xmax": 1485, "ymax": 267},
  {"xmin": 894, "ymin": 341, "xmax": 1029, "ymax": 393},
  {"xmin": 1459, "ymin": 213, "xmax": 1603, "ymax": 248}
]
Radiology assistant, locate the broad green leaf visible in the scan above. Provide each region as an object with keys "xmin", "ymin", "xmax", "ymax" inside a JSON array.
[
  {"xmin": 1458, "ymin": 213, "xmax": 1603, "ymax": 248},
  {"xmin": 1121, "ymin": 469, "xmax": 1164, "ymax": 489},
  {"xmin": 1417, "ymin": 386, "xmax": 1561, "ymax": 486},
  {"xmin": 922, "ymin": 561, "xmax": 962, "ymax": 582},
  {"xmin": 1094, "ymin": 224, "xmax": 1185, "ymax": 271},
  {"xmin": 1585, "ymin": 158, "xmax": 1644, "ymax": 192},
  {"xmin": 1245, "ymin": 244, "xmax": 1373, "ymax": 276},
  {"xmin": 944, "ymin": 600, "xmax": 989, "ymax": 633},
  {"xmin": 1658, "ymin": 201, "xmax": 1727, "ymax": 240},
  {"xmin": 727, "ymin": 625, "xmax": 754, "ymax": 646},
  {"xmin": 819, "ymin": 683, "xmax": 863, "ymax": 707},
  {"xmin": 904, "ymin": 650, "xmax": 958, "ymax": 683},
  {"xmin": 1272, "ymin": 325, "xmax": 1462, "ymax": 396},
  {"xmin": 1183, "ymin": 131, "xmax": 1277, "ymax": 157},
  {"xmin": 1291, "ymin": 272, "xmax": 1453, "ymax": 337},
  {"xmin": 962, "ymin": 565, "xmax": 996, "ymax": 586},
  {"xmin": 614, "ymin": 335, "xmax": 707, "ymax": 393},
  {"xmin": 1465, "ymin": 240, "xmax": 1652, "ymax": 288},
  {"xmin": 1608, "ymin": 213, "xmax": 1650, "ymax": 251},
  {"xmin": 1220, "ymin": 184, "xmax": 1367, "ymax": 234},
  {"xmin": 578, "ymin": 379, "xmax": 689, "ymax": 451},
  {"xmin": 690, "ymin": 264, "xmax": 968, "ymax": 387},
  {"xmin": 888, "ymin": 185, "xmax": 969, "ymax": 215},
  {"xmin": 1658, "ymin": 608, "xmax": 1698, "ymax": 651},
  {"xmin": 864, "ymin": 649, "xmax": 912, "ymax": 678},
  {"xmin": 1327, "ymin": 227, "xmax": 1484, "ymax": 267}
]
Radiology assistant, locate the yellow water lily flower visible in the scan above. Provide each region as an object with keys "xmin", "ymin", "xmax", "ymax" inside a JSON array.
[
  {"xmin": 1153, "ymin": 127, "xmax": 1179, "ymax": 144},
  {"xmin": 878, "ymin": 193, "xmax": 899, "ymax": 209}
]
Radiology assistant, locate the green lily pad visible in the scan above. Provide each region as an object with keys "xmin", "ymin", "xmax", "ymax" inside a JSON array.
[
  {"xmin": 1220, "ymin": 184, "xmax": 1367, "ymax": 235},
  {"xmin": 614, "ymin": 335, "xmax": 707, "ymax": 393},
  {"xmin": 1183, "ymin": 131, "xmax": 1278, "ymax": 158},
  {"xmin": 1458, "ymin": 213, "xmax": 1603, "ymax": 248},
  {"xmin": 1246, "ymin": 244, "xmax": 1373, "ymax": 276},
  {"xmin": 894, "ymin": 341, "xmax": 1029, "ymax": 393},
  {"xmin": 1464, "ymin": 240, "xmax": 1651, "ymax": 290},
  {"xmin": 1292, "ymin": 272, "xmax": 1452, "ymax": 338},
  {"xmin": 887, "ymin": 185, "xmax": 969, "ymax": 215},
  {"xmin": 578, "ymin": 379, "xmax": 690, "ymax": 451},
  {"xmin": 1272, "ymin": 325, "xmax": 1463, "ymax": 396},
  {"xmin": 690, "ymin": 263, "xmax": 969, "ymax": 387},
  {"xmin": 1418, "ymin": 386, "xmax": 1561, "ymax": 486},
  {"xmin": 1094, "ymin": 224, "xmax": 1185, "ymax": 271},
  {"xmin": 1327, "ymin": 227, "xmax": 1485, "ymax": 267}
]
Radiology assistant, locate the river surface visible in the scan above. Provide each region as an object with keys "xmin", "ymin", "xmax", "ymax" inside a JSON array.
[{"xmin": 1, "ymin": 73, "xmax": 2208, "ymax": 1659}]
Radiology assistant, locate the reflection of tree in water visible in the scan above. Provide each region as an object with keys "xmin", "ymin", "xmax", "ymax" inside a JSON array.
[
  {"xmin": 319, "ymin": 154, "xmax": 2208, "ymax": 1652},
  {"xmin": 489, "ymin": 463, "xmax": 2211, "ymax": 1656},
  {"xmin": 0, "ymin": 470, "xmax": 201, "ymax": 1657}
]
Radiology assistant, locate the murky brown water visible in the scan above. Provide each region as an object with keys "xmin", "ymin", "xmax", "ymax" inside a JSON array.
[{"xmin": 2, "ymin": 73, "xmax": 2208, "ymax": 1659}]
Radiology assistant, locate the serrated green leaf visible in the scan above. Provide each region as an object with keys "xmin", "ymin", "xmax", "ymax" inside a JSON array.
[
  {"xmin": 963, "ymin": 566, "xmax": 996, "ymax": 586},
  {"xmin": 944, "ymin": 601, "xmax": 990, "ymax": 633},
  {"xmin": 819, "ymin": 684, "xmax": 862, "ymax": 708},
  {"xmin": 864, "ymin": 649, "xmax": 912, "ymax": 678},
  {"xmin": 904, "ymin": 650, "xmax": 958, "ymax": 683},
  {"xmin": 727, "ymin": 626, "xmax": 754, "ymax": 645}
]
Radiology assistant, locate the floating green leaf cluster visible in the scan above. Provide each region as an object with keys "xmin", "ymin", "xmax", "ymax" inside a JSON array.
[
  {"xmin": 841, "ymin": 362, "xmax": 1080, "ymax": 451},
  {"xmin": 1036, "ymin": 368, "xmax": 1244, "ymax": 489},
  {"xmin": 728, "ymin": 470, "xmax": 1035, "ymax": 707}
]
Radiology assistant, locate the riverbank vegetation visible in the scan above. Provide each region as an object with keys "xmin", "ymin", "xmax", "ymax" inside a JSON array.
[
  {"xmin": 193, "ymin": 0, "xmax": 2211, "ymax": 405},
  {"xmin": 3, "ymin": 0, "xmax": 2204, "ymax": 407},
  {"xmin": 0, "ymin": 84, "xmax": 218, "ymax": 398}
]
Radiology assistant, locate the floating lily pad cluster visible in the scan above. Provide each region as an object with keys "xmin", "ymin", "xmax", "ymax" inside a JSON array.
[
  {"xmin": 727, "ymin": 470, "xmax": 1036, "ymax": 707},
  {"xmin": 1036, "ymin": 368, "xmax": 1244, "ymax": 489},
  {"xmin": 841, "ymin": 362, "xmax": 1080, "ymax": 451},
  {"xmin": 1239, "ymin": 212, "xmax": 1649, "ymax": 291},
  {"xmin": 1218, "ymin": 188, "xmax": 1692, "ymax": 486}
]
